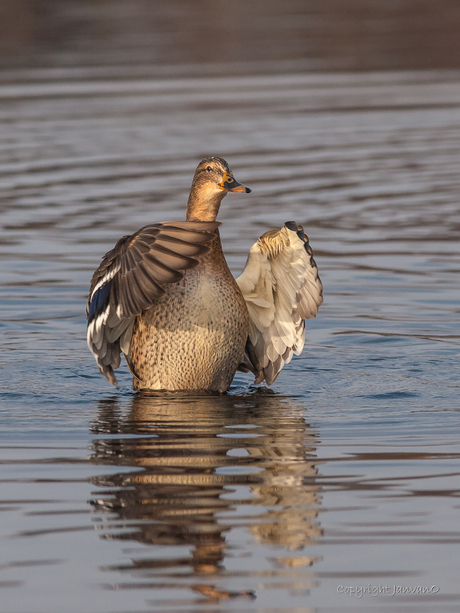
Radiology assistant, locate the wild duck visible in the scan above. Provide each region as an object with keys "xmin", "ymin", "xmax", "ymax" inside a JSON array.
[{"xmin": 87, "ymin": 156, "xmax": 323, "ymax": 392}]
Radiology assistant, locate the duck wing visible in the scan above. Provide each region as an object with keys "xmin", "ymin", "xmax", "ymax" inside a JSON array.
[
  {"xmin": 86, "ymin": 221, "xmax": 219, "ymax": 386},
  {"xmin": 236, "ymin": 221, "xmax": 323, "ymax": 385}
]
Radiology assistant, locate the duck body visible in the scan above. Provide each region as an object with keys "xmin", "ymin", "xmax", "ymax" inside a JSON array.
[
  {"xmin": 86, "ymin": 156, "xmax": 323, "ymax": 392},
  {"xmin": 130, "ymin": 230, "xmax": 249, "ymax": 392}
]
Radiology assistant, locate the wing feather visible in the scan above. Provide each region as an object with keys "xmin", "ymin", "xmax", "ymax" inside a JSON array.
[
  {"xmin": 86, "ymin": 220, "xmax": 219, "ymax": 386},
  {"xmin": 236, "ymin": 221, "xmax": 322, "ymax": 385}
]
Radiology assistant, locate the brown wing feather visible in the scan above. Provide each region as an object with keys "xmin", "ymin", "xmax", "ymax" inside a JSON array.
[{"xmin": 86, "ymin": 221, "xmax": 220, "ymax": 386}]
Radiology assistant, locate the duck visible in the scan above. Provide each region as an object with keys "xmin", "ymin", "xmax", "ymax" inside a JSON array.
[{"xmin": 86, "ymin": 156, "xmax": 323, "ymax": 392}]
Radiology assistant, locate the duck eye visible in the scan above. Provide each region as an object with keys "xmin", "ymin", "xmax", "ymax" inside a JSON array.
[{"xmin": 206, "ymin": 166, "xmax": 212, "ymax": 172}]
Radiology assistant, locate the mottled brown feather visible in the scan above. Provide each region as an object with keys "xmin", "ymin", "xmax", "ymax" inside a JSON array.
[{"xmin": 86, "ymin": 221, "xmax": 220, "ymax": 386}]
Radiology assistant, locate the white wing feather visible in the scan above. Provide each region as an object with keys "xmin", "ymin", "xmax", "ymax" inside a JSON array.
[{"xmin": 236, "ymin": 223, "xmax": 323, "ymax": 385}]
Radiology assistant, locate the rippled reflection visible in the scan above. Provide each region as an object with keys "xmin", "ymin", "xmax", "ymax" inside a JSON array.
[{"xmin": 89, "ymin": 391, "xmax": 321, "ymax": 602}]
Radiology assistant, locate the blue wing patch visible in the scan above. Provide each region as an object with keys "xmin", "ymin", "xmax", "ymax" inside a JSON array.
[{"xmin": 87, "ymin": 280, "xmax": 113, "ymax": 325}]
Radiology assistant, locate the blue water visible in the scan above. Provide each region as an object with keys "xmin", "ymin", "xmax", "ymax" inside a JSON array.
[{"xmin": 1, "ymin": 56, "xmax": 460, "ymax": 613}]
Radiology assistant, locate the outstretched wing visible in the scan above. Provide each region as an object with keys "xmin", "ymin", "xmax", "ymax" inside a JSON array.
[
  {"xmin": 86, "ymin": 221, "xmax": 219, "ymax": 386},
  {"xmin": 236, "ymin": 221, "xmax": 323, "ymax": 385}
]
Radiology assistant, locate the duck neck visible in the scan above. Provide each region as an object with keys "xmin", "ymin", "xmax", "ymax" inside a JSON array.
[{"xmin": 186, "ymin": 188, "xmax": 226, "ymax": 221}]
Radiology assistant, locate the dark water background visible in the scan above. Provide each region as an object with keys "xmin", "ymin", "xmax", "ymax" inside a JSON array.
[{"xmin": 1, "ymin": 2, "xmax": 460, "ymax": 612}]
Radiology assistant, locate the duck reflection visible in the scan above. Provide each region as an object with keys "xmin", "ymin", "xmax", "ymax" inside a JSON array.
[{"xmin": 89, "ymin": 390, "xmax": 322, "ymax": 601}]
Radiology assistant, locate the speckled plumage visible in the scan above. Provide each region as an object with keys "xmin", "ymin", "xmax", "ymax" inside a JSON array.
[
  {"xmin": 86, "ymin": 156, "xmax": 322, "ymax": 391},
  {"xmin": 130, "ymin": 231, "xmax": 249, "ymax": 392}
]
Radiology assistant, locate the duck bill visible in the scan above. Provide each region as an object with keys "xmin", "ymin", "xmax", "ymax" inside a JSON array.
[{"xmin": 219, "ymin": 172, "xmax": 252, "ymax": 193}]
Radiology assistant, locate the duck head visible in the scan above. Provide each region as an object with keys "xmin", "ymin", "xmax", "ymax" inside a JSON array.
[{"xmin": 186, "ymin": 156, "xmax": 251, "ymax": 222}]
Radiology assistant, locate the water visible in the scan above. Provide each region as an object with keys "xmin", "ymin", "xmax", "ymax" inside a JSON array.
[{"xmin": 1, "ymin": 3, "xmax": 460, "ymax": 613}]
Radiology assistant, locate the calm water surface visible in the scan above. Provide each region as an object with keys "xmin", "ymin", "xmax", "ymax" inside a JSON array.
[{"xmin": 1, "ymin": 61, "xmax": 460, "ymax": 612}]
